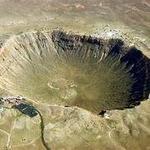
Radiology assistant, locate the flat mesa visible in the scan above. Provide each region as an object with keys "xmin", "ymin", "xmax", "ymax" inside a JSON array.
[{"xmin": 14, "ymin": 103, "xmax": 38, "ymax": 117}]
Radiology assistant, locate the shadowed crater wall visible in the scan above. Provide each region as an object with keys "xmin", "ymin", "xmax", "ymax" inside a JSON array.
[{"xmin": 51, "ymin": 30, "xmax": 150, "ymax": 111}]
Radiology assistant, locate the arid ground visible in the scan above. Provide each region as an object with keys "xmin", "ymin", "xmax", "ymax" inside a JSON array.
[{"xmin": 0, "ymin": 0, "xmax": 150, "ymax": 150}]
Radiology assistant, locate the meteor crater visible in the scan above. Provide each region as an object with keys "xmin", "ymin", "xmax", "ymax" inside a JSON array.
[{"xmin": 0, "ymin": 30, "xmax": 149, "ymax": 114}]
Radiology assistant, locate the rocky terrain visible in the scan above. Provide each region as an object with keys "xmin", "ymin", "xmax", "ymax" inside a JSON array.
[{"xmin": 0, "ymin": 0, "xmax": 150, "ymax": 150}]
